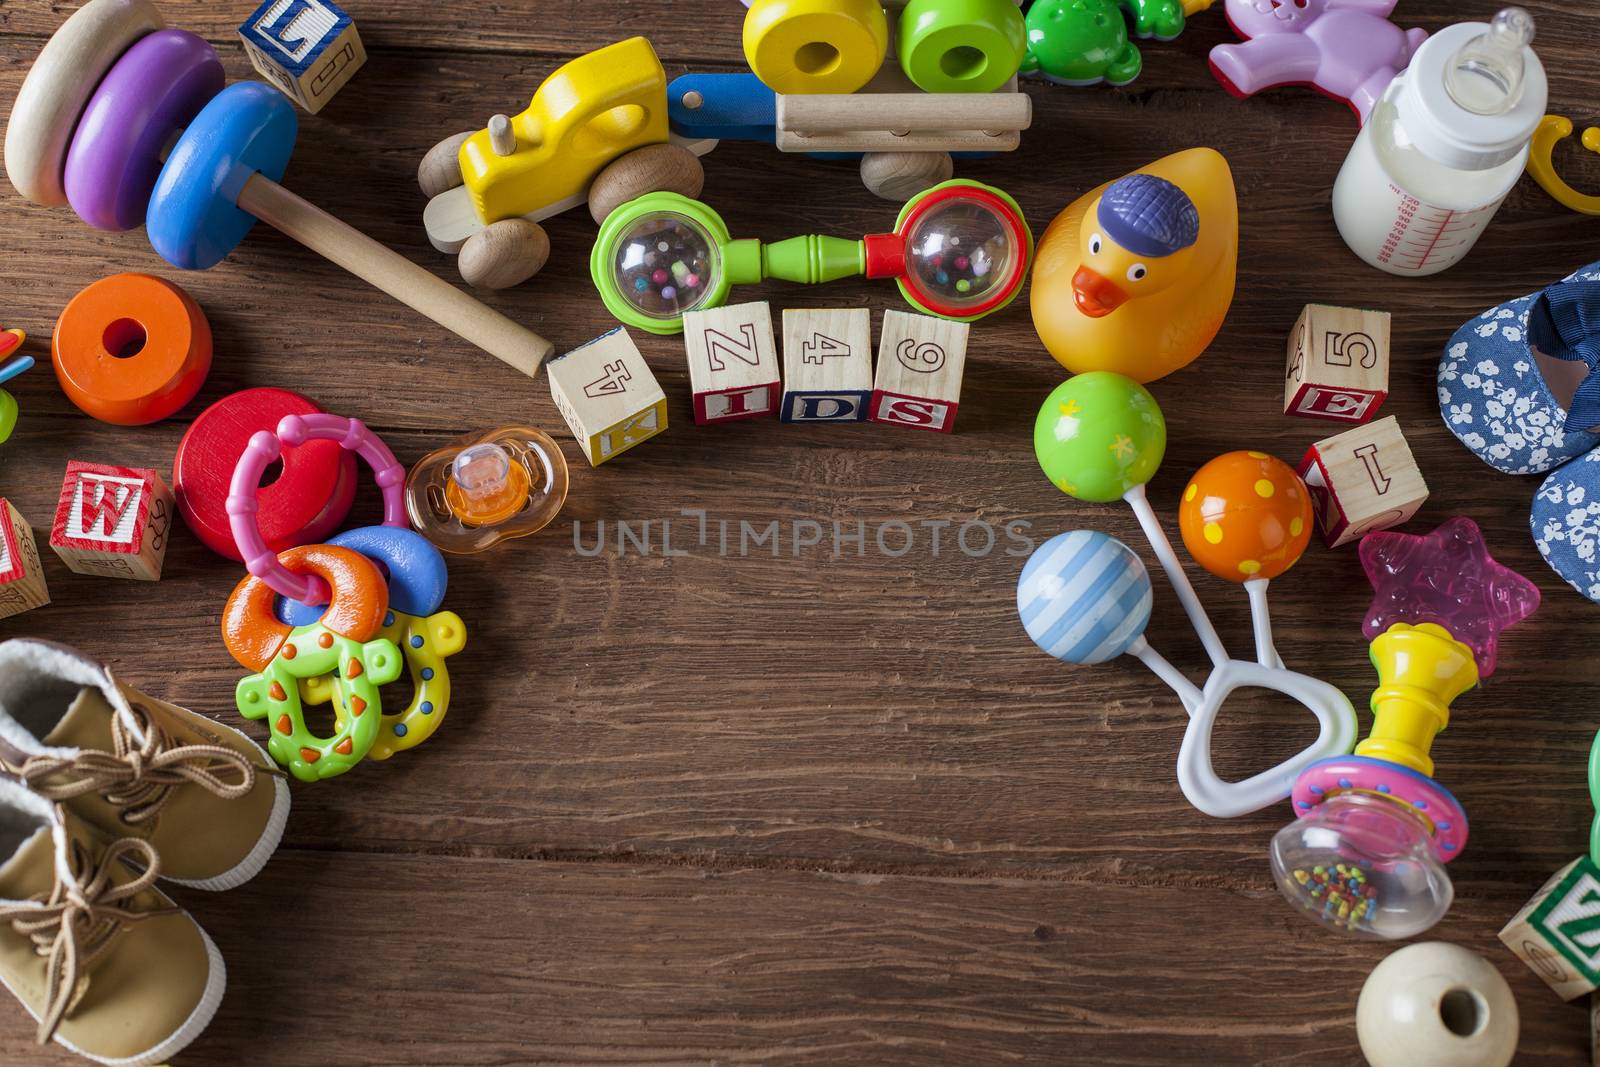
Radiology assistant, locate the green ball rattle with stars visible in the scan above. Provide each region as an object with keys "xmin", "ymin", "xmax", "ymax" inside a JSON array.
[{"xmin": 1033, "ymin": 371, "xmax": 1166, "ymax": 503}]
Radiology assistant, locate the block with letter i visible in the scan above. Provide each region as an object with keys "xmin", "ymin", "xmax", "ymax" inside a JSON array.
[
  {"xmin": 50, "ymin": 462, "xmax": 174, "ymax": 581},
  {"xmin": 0, "ymin": 499, "xmax": 49, "ymax": 619},
  {"xmin": 239, "ymin": 0, "xmax": 366, "ymax": 114},
  {"xmin": 781, "ymin": 309, "xmax": 871, "ymax": 423},
  {"xmin": 548, "ymin": 328, "xmax": 668, "ymax": 467},
  {"xmin": 1296, "ymin": 416, "xmax": 1428, "ymax": 548},
  {"xmin": 1284, "ymin": 304, "xmax": 1391, "ymax": 423},
  {"xmin": 869, "ymin": 310, "xmax": 968, "ymax": 433},
  {"xmin": 1500, "ymin": 856, "xmax": 1600, "ymax": 1001},
  {"xmin": 683, "ymin": 302, "xmax": 781, "ymax": 425}
]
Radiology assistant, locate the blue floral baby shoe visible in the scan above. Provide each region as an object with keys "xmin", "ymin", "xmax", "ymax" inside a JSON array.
[
  {"xmin": 1533, "ymin": 450, "xmax": 1600, "ymax": 602},
  {"xmin": 1438, "ymin": 260, "xmax": 1600, "ymax": 475}
]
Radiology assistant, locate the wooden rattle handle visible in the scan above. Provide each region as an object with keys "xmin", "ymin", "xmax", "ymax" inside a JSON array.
[{"xmin": 237, "ymin": 174, "xmax": 553, "ymax": 378}]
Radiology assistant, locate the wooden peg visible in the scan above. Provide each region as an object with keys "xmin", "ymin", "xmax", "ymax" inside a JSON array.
[{"xmin": 488, "ymin": 114, "xmax": 516, "ymax": 157}]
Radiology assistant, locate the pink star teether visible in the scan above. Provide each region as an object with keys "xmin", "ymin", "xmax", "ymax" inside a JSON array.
[{"xmin": 1359, "ymin": 517, "xmax": 1539, "ymax": 677}]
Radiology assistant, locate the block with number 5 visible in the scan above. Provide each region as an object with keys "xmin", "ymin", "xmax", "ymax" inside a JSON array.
[{"xmin": 1284, "ymin": 303, "xmax": 1390, "ymax": 424}]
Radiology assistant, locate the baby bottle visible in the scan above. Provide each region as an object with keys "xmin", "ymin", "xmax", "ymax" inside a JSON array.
[{"xmin": 1332, "ymin": 8, "xmax": 1546, "ymax": 277}]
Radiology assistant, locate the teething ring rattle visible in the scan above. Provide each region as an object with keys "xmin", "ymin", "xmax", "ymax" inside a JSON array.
[
  {"xmin": 228, "ymin": 412, "xmax": 407, "ymax": 605},
  {"xmin": 222, "ymin": 543, "xmax": 403, "ymax": 781},
  {"xmin": 1528, "ymin": 115, "xmax": 1600, "ymax": 216},
  {"xmin": 1019, "ymin": 373, "xmax": 1358, "ymax": 818},
  {"xmin": 279, "ymin": 526, "xmax": 467, "ymax": 759}
]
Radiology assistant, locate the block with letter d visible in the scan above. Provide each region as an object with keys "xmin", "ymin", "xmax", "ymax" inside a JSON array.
[
  {"xmin": 49, "ymin": 462, "xmax": 174, "ymax": 580},
  {"xmin": 781, "ymin": 309, "xmax": 871, "ymax": 423},
  {"xmin": 548, "ymin": 329, "xmax": 668, "ymax": 467},
  {"xmin": 869, "ymin": 310, "xmax": 968, "ymax": 433},
  {"xmin": 1284, "ymin": 303, "xmax": 1390, "ymax": 424},
  {"xmin": 1296, "ymin": 416, "xmax": 1427, "ymax": 548},
  {"xmin": 683, "ymin": 302, "xmax": 781, "ymax": 425},
  {"xmin": 239, "ymin": 0, "xmax": 366, "ymax": 114},
  {"xmin": 1501, "ymin": 856, "xmax": 1600, "ymax": 1001}
]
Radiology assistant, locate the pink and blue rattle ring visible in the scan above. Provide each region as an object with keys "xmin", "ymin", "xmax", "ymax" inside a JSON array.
[{"xmin": 228, "ymin": 413, "xmax": 407, "ymax": 606}]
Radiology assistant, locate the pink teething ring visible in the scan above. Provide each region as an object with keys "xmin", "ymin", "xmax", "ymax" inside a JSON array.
[
  {"xmin": 1292, "ymin": 756, "xmax": 1468, "ymax": 863},
  {"xmin": 228, "ymin": 414, "xmax": 407, "ymax": 603}
]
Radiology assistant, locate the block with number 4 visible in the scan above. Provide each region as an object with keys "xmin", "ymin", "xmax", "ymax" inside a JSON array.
[
  {"xmin": 50, "ymin": 462, "xmax": 174, "ymax": 580},
  {"xmin": 1296, "ymin": 416, "xmax": 1427, "ymax": 548},
  {"xmin": 549, "ymin": 329, "xmax": 668, "ymax": 466},
  {"xmin": 0, "ymin": 499, "xmax": 48, "ymax": 619},
  {"xmin": 239, "ymin": 0, "xmax": 367, "ymax": 114},
  {"xmin": 781, "ymin": 309, "xmax": 872, "ymax": 423},
  {"xmin": 869, "ymin": 310, "xmax": 969, "ymax": 433},
  {"xmin": 683, "ymin": 302, "xmax": 781, "ymax": 424},
  {"xmin": 1284, "ymin": 304, "xmax": 1390, "ymax": 423}
]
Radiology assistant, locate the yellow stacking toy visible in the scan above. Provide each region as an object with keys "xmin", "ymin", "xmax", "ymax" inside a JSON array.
[{"xmin": 744, "ymin": 0, "xmax": 890, "ymax": 95}]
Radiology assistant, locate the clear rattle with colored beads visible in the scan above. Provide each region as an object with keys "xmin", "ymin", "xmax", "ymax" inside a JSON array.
[{"xmin": 1015, "ymin": 371, "xmax": 1359, "ymax": 819}]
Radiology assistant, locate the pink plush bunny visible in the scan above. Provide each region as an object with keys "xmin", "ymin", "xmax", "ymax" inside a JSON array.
[{"xmin": 1209, "ymin": 0, "xmax": 1428, "ymax": 123}]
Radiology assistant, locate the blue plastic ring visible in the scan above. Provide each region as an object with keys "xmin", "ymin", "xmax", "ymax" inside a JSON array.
[
  {"xmin": 147, "ymin": 82, "xmax": 298, "ymax": 270},
  {"xmin": 276, "ymin": 526, "xmax": 449, "ymax": 626}
]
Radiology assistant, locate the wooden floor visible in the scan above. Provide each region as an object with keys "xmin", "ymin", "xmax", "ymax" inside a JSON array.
[{"xmin": 2, "ymin": 1, "xmax": 1599, "ymax": 1063}]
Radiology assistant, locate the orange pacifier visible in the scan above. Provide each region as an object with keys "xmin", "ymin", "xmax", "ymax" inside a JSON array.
[{"xmin": 404, "ymin": 426, "xmax": 569, "ymax": 553}]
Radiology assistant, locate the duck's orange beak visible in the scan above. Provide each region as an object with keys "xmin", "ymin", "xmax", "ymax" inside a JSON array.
[{"xmin": 1071, "ymin": 267, "xmax": 1128, "ymax": 318}]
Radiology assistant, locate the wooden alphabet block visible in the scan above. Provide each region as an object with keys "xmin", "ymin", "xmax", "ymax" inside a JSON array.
[
  {"xmin": 239, "ymin": 0, "xmax": 366, "ymax": 115},
  {"xmin": 1284, "ymin": 303, "xmax": 1391, "ymax": 423},
  {"xmin": 1296, "ymin": 416, "xmax": 1427, "ymax": 548},
  {"xmin": 49, "ymin": 462, "xmax": 174, "ymax": 581},
  {"xmin": 0, "ymin": 499, "xmax": 48, "ymax": 620},
  {"xmin": 1500, "ymin": 857, "xmax": 1600, "ymax": 1001},
  {"xmin": 781, "ymin": 309, "xmax": 872, "ymax": 423},
  {"xmin": 683, "ymin": 302, "xmax": 781, "ymax": 425},
  {"xmin": 868, "ymin": 310, "xmax": 969, "ymax": 433},
  {"xmin": 548, "ymin": 329, "xmax": 668, "ymax": 466}
]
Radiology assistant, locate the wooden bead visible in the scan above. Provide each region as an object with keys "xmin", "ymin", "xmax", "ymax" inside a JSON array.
[
  {"xmin": 458, "ymin": 219, "xmax": 551, "ymax": 290},
  {"xmin": 587, "ymin": 143, "xmax": 706, "ymax": 225},
  {"xmin": 1357, "ymin": 943, "xmax": 1518, "ymax": 1067},
  {"xmin": 418, "ymin": 131, "xmax": 472, "ymax": 199},
  {"xmin": 859, "ymin": 151, "xmax": 954, "ymax": 201}
]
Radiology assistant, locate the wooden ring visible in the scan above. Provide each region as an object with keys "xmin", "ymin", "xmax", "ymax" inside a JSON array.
[
  {"xmin": 3, "ymin": 0, "xmax": 164, "ymax": 207},
  {"xmin": 51, "ymin": 273, "xmax": 212, "ymax": 425}
]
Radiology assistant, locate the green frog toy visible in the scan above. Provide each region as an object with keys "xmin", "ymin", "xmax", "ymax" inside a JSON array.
[{"xmin": 1021, "ymin": 0, "xmax": 1214, "ymax": 87}]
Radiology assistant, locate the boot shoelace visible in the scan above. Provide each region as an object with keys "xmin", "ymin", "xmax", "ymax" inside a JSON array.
[
  {"xmin": 0, "ymin": 831, "xmax": 175, "ymax": 1044},
  {"xmin": 17, "ymin": 702, "xmax": 260, "ymax": 825}
]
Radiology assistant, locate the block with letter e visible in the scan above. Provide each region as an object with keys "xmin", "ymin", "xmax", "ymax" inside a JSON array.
[
  {"xmin": 50, "ymin": 462, "xmax": 174, "ymax": 580},
  {"xmin": 548, "ymin": 328, "xmax": 667, "ymax": 467},
  {"xmin": 239, "ymin": 0, "xmax": 366, "ymax": 114},
  {"xmin": 781, "ymin": 308, "xmax": 871, "ymax": 423},
  {"xmin": 1500, "ymin": 856, "xmax": 1600, "ymax": 1001},
  {"xmin": 1296, "ymin": 416, "xmax": 1427, "ymax": 548},
  {"xmin": 683, "ymin": 302, "xmax": 781, "ymax": 425},
  {"xmin": 868, "ymin": 310, "xmax": 968, "ymax": 433},
  {"xmin": 1284, "ymin": 303, "xmax": 1390, "ymax": 424},
  {"xmin": 0, "ymin": 499, "xmax": 48, "ymax": 619}
]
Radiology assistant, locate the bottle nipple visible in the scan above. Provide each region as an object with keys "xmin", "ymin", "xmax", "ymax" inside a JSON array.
[
  {"xmin": 1445, "ymin": 7, "xmax": 1535, "ymax": 116},
  {"xmin": 445, "ymin": 442, "xmax": 529, "ymax": 526}
]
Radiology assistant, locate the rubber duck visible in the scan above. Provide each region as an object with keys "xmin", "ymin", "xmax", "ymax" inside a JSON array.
[{"xmin": 1031, "ymin": 147, "xmax": 1238, "ymax": 383}]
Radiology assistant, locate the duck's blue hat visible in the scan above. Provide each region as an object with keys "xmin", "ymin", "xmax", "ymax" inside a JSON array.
[{"xmin": 1096, "ymin": 174, "xmax": 1199, "ymax": 258}]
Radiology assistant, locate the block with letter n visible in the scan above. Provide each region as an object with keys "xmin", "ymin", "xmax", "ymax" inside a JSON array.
[
  {"xmin": 548, "ymin": 329, "xmax": 668, "ymax": 467},
  {"xmin": 868, "ymin": 310, "xmax": 968, "ymax": 433},
  {"xmin": 49, "ymin": 462, "xmax": 174, "ymax": 581},
  {"xmin": 683, "ymin": 302, "xmax": 781, "ymax": 425},
  {"xmin": 239, "ymin": 0, "xmax": 366, "ymax": 114},
  {"xmin": 781, "ymin": 308, "xmax": 871, "ymax": 423},
  {"xmin": 1501, "ymin": 856, "xmax": 1600, "ymax": 1000}
]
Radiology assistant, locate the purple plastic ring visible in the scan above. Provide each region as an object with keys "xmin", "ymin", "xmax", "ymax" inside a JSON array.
[
  {"xmin": 227, "ymin": 414, "xmax": 408, "ymax": 604},
  {"xmin": 64, "ymin": 29, "xmax": 224, "ymax": 232}
]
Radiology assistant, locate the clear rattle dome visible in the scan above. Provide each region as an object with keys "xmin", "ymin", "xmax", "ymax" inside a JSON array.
[
  {"xmin": 609, "ymin": 210, "xmax": 720, "ymax": 323},
  {"xmin": 902, "ymin": 194, "xmax": 1016, "ymax": 313}
]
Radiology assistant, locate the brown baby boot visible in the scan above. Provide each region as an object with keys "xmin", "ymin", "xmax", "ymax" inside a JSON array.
[
  {"xmin": 0, "ymin": 639, "xmax": 288, "ymax": 890},
  {"xmin": 0, "ymin": 774, "xmax": 223, "ymax": 1065}
]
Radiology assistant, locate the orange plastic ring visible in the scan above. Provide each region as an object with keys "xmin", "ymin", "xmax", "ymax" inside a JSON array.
[
  {"xmin": 52, "ymin": 272, "xmax": 211, "ymax": 425},
  {"xmin": 221, "ymin": 544, "xmax": 390, "ymax": 672}
]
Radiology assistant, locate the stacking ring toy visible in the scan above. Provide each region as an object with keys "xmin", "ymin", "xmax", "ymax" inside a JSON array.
[
  {"xmin": 228, "ymin": 413, "xmax": 407, "ymax": 605},
  {"xmin": 1021, "ymin": 372, "xmax": 1358, "ymax": 818},
  {"xmin": 2, "ymin": 0, "xmax": 163, "ymax": 207},
  {"xmin": 64, "ymin": 29, "xmax": 223, "ymax": 231},
  {"xmin": 5, "ymin": 0, "xmax": 555, "ymax": 376},
  {"xmin": 175, "ymin": 389, "xmax": 358, "ymax": 561},
  {"xmin": 742, "ymin": 0, "xmax": 889, "ymax": 96},
  {"xmin": 280, "ymin": 526, "xmax": 467, "ymax": 759},
  {"xmin": 51, "ymin": 273, "xmax": 212, "ymax": 425},
  {"xmin": 592, "ymin": 179, "xmax": 1032, "ymax": 334},
  {"xmin": 405, "ymin": 426, "xmax": 570, "ymax": 553},
  {"xmin": 223, "ymin": 544, "xmax": 403, "ymax": 781}
]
